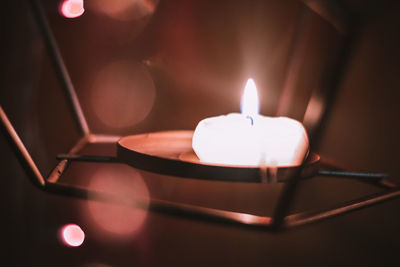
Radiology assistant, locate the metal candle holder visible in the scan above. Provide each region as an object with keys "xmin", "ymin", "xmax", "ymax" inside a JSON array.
[
  {"xmin": 117, "ymin": 130, "xmax": 320, "ymax": 183},
  {"xmin": 1, "ymin": 0, "xmax": 399, "ymax": 231}
]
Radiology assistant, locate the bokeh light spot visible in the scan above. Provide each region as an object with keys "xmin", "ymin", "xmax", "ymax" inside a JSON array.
[
  {"xmin": 87, "ymin": 0, "xmax": 158, "ymax": 21},
  {"xmin": 82, "ymin": 165, "xmax": 150, "ymax": 240},
  {"xmin": 89, "ymin": 60, "xmax": 156, "ymax": 132},
  {"xmin": 60, "ymin": 224, "xmax": 85, "ymax": 247},
  {"xmin": 60, "ymin": 0, "xmax": 85, "ymax": 18}
]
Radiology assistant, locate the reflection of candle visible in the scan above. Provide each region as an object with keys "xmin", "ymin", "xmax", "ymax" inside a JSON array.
[{"xmin": 192, "ymin": 78, "xmax": 309, "ymax": 166}]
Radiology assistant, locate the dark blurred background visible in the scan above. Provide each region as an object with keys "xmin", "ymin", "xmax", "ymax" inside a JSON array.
[{"xmin": 1, "ymin": 0, "xmax": 400, "ymax": 266}]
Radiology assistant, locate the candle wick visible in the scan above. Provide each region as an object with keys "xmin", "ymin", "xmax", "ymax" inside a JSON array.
[{"xmin": 246, "ymin": 116, "xmax": 254, "ymax": 126}]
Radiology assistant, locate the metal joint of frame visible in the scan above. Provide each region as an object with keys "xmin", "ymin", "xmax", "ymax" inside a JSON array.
[{"xmin": 1, "ymin": 0, "xmax": 399, "ymax": 231}]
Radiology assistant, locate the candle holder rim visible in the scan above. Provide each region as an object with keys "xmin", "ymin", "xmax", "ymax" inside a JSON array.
[{"xmin": 117, "ymin": 130, "xmax": 319, "ymax": 183}]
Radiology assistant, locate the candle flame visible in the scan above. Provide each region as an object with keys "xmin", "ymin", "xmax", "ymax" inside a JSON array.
[{"xmin": 241, "ymin": 78, "xmax": 259, "ymax": 118}]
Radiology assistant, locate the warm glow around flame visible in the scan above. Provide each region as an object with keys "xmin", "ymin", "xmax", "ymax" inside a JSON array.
[{"xmin": 241, "ymin": 78, "xmax": 259, "ymax": 118}]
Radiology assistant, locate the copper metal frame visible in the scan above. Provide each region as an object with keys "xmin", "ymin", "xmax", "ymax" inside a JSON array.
[{"xmin": 1, "ymin": 0, "xmax": 400, "ymax": 231}]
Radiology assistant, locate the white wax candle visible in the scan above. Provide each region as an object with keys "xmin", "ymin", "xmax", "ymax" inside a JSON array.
[{"xmin": 192, "ymin": 79, "xmax": 309, "ymax": 167}]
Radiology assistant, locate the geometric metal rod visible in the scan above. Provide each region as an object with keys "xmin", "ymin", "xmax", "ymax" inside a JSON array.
[
  {"xmin": 30, "ymin": 0, "xmax": 90, "ymax": 135},
  {"xmin": 284, "ymin": 186, "xmax": 400, "ymax": 228},
  {"xmin": 42, "ymin": 179, "xmax": 400, "ymax": 230},
  {"xmin": 318, "ymin": 170, "xmax": 388, "ymax": 179},
  {"xmin": 304, "ymin": 18, "xmax": 361, "ymax": 148},
  {"xmin": 87, "ymin": 134, "xmax": 121, "ymax": 143},
  {"xmin": 44, "ymin": 181, "xmax": 274, "ymax": 227},
  {"xmin": 56, "ymin": 154, "xmax": 118, "ymax": 163},
  {"xmin": 274, "ymin": 9, "xmax": 362, "ymax": 230},
  {"xmin": 47, "ymin": 159, "xmax": 69, "ymax": 183},
  {"xmin": 275, "ymin": 5, "xmax": 308, "ymax": 116},
  {"xmin": 0, "ymin": 105, "xmax": 45, "ymax": 187},
  {"xmin": 271, "ymin": 156, "xmax": 308, "ymax": 229}
]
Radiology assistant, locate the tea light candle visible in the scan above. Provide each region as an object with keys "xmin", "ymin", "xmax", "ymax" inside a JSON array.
[{"xmin": 192, "ymin": 79, "xmax": 309, "ymax": 166}]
